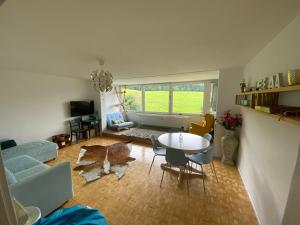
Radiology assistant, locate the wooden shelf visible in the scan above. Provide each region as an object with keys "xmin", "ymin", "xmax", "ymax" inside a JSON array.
[
  {"xmin": 237, "ymin": 105, "xmax": 300, "ymax": 126},
  {"xmin": 236, "ymin": 85, "xmax": 300, "ymax": 96}
]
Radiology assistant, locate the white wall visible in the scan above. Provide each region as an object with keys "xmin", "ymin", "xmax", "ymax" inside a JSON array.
[
  {"xmin": 115, "ymin": 70, "xmax": 219, "ymax": 85},
  {"xmin": 0, "ymin": 70, "xmax": 99, "ymax": 143},
  {"xmin": 214, "ymin": 67, "xmax": 242, "ymax": 156},
  {"xmin": 281, "ymin": 143, "xmax": 300, "ymax": 225},
  {"xmin": 238, "ymin": 13, "xmax": 300, "ymax": 225},
  {"xmin": 100, "ymin": 87, "xmax": 121, "ymax": 130}
]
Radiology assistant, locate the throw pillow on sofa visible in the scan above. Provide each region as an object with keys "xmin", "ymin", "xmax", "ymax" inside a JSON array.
[{"xmin": 0, "ymin": 139, "xmax": 17, "ymax": 150}]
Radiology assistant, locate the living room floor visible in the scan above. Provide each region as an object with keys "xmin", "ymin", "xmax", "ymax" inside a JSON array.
[{"xmin": 47, "ymin": 136, "xmax": 258, "ymax": 225}]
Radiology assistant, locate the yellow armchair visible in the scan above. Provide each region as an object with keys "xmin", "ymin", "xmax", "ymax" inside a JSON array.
[{"xmin": 189, "ymin": 114, "xmax": 215, "ymax": 137}]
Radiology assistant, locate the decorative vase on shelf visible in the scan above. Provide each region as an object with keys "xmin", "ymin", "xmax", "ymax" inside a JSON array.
[{"xmin": 221, "ymin": 129, "xmax": 239, "ymax": 165}]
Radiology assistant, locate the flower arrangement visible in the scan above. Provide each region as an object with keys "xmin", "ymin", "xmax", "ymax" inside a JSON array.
[{"xmin": 219, "ymin": 111, "xmax": 242, "ymax": 130}]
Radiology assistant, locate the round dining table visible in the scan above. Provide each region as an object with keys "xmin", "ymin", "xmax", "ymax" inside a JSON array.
[
  {"xmin": 158, "ymin": 132, "xmax": 210, "ymax": 184},
  {"xmin": 158, "ymin": 132, "xmax": 210, "ymax": 154}
]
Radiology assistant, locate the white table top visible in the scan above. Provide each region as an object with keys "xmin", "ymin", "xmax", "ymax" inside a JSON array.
[{"xmin": 158, "ymin": 132, "xmax": 210, "ymax": 154}]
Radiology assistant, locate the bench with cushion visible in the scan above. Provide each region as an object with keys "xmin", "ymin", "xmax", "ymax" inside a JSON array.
[{"xmin": 107, "ymin": 112, "xmax": 134, "ymax": 131}]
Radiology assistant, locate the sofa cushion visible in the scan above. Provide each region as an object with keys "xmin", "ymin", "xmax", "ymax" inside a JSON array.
[
  {"xmin": 14, "ymin": 164, "xmax": 49, "ymax": 182},
  {"xmin": 4, "ymin": 155, "xmax": 43, "ymax": 173},
  {"xmin": 4, "ymin": 167, "xmax": 17, "ymax": 185},
  {"xmin": 113, "ymin": 121, "xmax": 134, "ymax": 127}
]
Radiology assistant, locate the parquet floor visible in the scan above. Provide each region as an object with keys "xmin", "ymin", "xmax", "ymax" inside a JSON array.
[{"xmin": 47, "ymin": 136, "xmax": 258, "ymax": 225}]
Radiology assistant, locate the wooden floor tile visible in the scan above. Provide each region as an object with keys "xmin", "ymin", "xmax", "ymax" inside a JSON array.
[{"xmin": 47, "ymin": 136, "xmax": 258, "ymax": 225}]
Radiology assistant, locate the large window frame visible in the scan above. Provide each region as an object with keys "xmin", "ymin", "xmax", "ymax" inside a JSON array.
[{"xmin": 122, "ymin": 80, "xmax": 216, "ymax": 116}]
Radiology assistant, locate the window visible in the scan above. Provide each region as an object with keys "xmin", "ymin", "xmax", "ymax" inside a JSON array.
[
  {"xmin": 209, "ymin": 82, "xmax": 218, "ymax": 114},
  {"xmin": 122, "ymin": 81, "xmax": 217, "ymax": 115},
  {"xmin": 145, "ymin": 84, "xmax": 169, "ymax": 113},
  {"xmin": 123, "ymin": 85, "xmax": 142, "ymax": 111},
  {"xmin": 172, "ymin": 83, "xmax": 204, "ymax": 114}
]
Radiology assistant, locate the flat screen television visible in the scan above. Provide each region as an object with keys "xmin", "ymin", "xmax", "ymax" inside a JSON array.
[{"xmin": 70, "ymin": 101, "xmax": 94, "ymax": 117}]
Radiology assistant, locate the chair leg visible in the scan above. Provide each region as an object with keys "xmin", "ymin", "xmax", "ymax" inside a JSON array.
[
  {"xmin": 76, "ymin": 133, "xmax": 79, "ymax": 143},
  {"xmin": 200, "ymin": 164, "xmax": 206, "ymax": 193},
  {"xmin": 160, "ymin": 167, "xmax": 165, "ymax": 188},
  {"xmin": 189, "ymin": 162, "xmax": 193, "ymax": 174},
  {"xmin": 185, "ymin": 164, "xmax": 190, "ymax": 194},
  {"xmin": 149, "ymin": 155, "xmax": 156, "ymax": 175},
  {"xmin": 210, "ymin": 163, "xmax": 214, "ymax": 174},
  {"xmin": 211, "ymin": 161, "xmax": 218, "ymax": 182}
]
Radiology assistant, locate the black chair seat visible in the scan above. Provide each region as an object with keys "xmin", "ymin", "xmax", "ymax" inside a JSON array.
[{"xmin": 72, "ymin": 128, "xmax": 88, "ymax": 133}]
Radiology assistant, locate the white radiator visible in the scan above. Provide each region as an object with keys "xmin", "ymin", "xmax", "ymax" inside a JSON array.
[{"xmin": 127, "ymin": 112, "xmax": 202, "ymax": 129}]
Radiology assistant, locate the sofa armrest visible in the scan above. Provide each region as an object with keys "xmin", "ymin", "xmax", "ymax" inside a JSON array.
[{"xmin": 10, "ymin": 161, "xmax": 73, "ymax": 216}]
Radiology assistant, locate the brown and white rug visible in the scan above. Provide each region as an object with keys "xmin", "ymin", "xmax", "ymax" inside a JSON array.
[{"xmin": 74, "ymin": 142, "xmax": 135, "ymax": 183}]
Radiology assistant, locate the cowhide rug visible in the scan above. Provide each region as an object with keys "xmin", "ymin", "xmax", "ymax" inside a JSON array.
[{"xmin": 74, "ymin": 142, "xmax": 135, "ymax": 183}]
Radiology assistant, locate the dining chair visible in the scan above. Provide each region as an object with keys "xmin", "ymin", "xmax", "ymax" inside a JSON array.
[
  {"xmin": 160, "ymin": 148, "xmax": 190, "ymax": 189},
  {"xmin": 189, "ymin": 114, "xmax": 215, "ymax": 136},
  {"xmin": 188, "ymin": 146, "xmax": 218, "ymax": 192},
  {"xmin": 168, "ymin": 127, "xmax": 184, "ymax": 133},
  {"xmin": 189, "ymin": 132, "xmax": 212, "ymax": 168},
  {"xmin": 69, "ymin": 118, "xmax": 89, "ymax": 143},
  {"xmin": 202, "ymin": 133, "xmax": 217, "ymax": 181},
  {"xmin": 203, "ymin": 133, "xmax": 213, "ymax": 142},
  {"xmin": 149, "ymin": 135, "xmax": 166, "ymax": 175}
]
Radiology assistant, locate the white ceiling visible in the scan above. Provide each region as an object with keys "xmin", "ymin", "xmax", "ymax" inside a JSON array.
[{"xmin": 0, "ymin": 0, "xmax": 300, "ymax": 80}]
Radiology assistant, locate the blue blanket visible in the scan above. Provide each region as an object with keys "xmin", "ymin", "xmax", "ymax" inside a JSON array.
[{"xmin": 34, "ymin": 206, "xmax": 107, "ymax": 225}]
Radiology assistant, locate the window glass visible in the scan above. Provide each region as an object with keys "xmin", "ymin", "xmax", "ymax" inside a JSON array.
[
  {"xmin": 172, "ymin": 83, "xmax": 204, "ymax": 114},
  {"xmin": 145, "ymin": 84, "xmax": 169, "ymax": 113},
  {"xmin": 123, "ymin": 85, "xmax": 142, "ymax": 111},
  {"xmin": 209, "ymin": 82, "xmax": 218, "ymax": 114}
]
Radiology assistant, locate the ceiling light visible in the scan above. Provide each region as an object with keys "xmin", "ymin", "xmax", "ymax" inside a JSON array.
[{"xmin": 90, "ymin": 60, "xmax": 113, "ymax": 92}]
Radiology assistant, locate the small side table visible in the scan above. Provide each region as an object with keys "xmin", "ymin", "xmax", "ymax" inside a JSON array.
[
  {"xmin": 24, "ymin": 206, "xmax": 41, "ymax": 225},
  {"xmin": 82, "ymin": 119, "xmax": 101, "ymax": 137}
]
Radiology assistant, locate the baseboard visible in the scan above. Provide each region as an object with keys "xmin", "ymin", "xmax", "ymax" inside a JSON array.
[{"xmin": 237, "ymin": 166, "xmax": 262, "ymax": 225}]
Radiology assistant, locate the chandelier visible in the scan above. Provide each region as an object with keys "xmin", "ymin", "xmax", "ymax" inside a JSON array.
[{"xmin": 90, "ymin": 60, "xmax": 113, "ymax": 92}]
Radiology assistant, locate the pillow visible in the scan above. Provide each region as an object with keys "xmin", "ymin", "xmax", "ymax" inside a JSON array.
[
  {"xmin": 4, "ymin": 167, "xmax": 17, "ymax": 185},
  {"xmin": 112, "ymin": 119, "xmax": 119, "ymax": 124},
  {"xmin": 200, "ymin": 120, "xmax": 206, "ymax": 127},
  {"xmin": 0, "ymin": 139, "xmax": 17, "ymax": 150},
  {"xmin": 112, "ymin": 119, "xmax": 125, "ymax": 124}
]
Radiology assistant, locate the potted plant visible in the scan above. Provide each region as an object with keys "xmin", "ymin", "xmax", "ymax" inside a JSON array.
[{"xmin": 218, "ymin": 111, "xmax": 242, "ymax": 165}]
